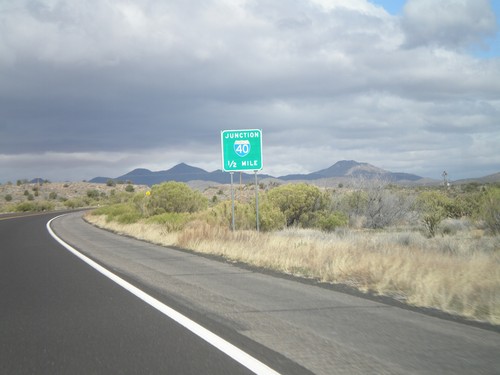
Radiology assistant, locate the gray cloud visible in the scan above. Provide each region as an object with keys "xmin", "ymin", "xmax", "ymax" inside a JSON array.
[
  {"xmin": 0, "ymin": 0, "xmax": 499, "ymax": 183},
  {"xmin": 401, "ymin": 0, "xmax": 497, "ymax": 49}
]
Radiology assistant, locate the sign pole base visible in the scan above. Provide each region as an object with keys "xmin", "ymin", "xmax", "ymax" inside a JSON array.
[
  {"xmin": 254, "ymin": 171, "xmax": 259, "ymax": 232},
  {"xmin": 230, "ymin": 172, "xmax": 235, "ymax": 231}
]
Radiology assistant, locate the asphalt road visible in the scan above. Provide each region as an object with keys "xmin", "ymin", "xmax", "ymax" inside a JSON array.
[
  {"xmin": 2, "ymin": 211, "xmax": 500, "ymax": 374},
  {"xmin": 0, "ymin": 212, "xmax": 288, "ymax": 374}
]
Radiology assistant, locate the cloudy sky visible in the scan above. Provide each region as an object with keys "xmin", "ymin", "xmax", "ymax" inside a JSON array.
[{"xmin": 1, "ymin": 0, "xmax": 499, "ymax": 183}]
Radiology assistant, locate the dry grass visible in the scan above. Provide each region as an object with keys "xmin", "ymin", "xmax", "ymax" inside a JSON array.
[
  {"xmin": 86, "ymin": 213, "xmax": 500, "ymax": 325},
  {"xmin": 87, "ymin": 215, "xmax": 178, "ymax": 246}
]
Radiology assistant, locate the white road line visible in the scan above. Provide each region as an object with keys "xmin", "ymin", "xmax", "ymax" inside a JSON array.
[{"xmin": 47, "ymin": 214, "xmax": 281, "ymax": 375}]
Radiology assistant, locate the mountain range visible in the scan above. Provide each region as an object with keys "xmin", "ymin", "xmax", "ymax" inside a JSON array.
[{"xmin": 90, "ymin": 160, "xmax": 430, "ymax": 186}]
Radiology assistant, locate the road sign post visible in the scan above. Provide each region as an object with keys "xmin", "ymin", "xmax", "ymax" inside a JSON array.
[{"xmin": 221, "ymin": 129, "xmax": 263, "ymax": 231}]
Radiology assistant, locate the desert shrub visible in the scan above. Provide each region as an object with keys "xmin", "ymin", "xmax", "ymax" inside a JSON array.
[
  {"xmin": 4, "ymin": 194, "xmax": 12, "ymax": 202},
  {"xmin": 258, "ymin": 200, "xmax": 286, "ymax": 232},
  {"xmin": 145, "ymin": 212, "xmax": 189, "ymax": 231},
  {"xmin": 92, "ymin": 203, "xmax": 141, "ymax": 224},
  {"xmin": 106, "ymin": 190, "xmax": 135, "ymax": 205},
  {"xmin": 116, "ymin": 212, "xmax": 141, "ymax": 224},
  {"xmin": 125, "ymin": 184, "xmax": 135, "ymax": 193},
  {"xmin": 64, "ymin": 198, "xmax": 87, "ymax": 209},
  {"xmin": 48, "ymin": 192, "xmax": 58, "ymax": 200},
  {"xmin": 343, "ymin": 182, "xmax": 417, "ymax": 229},
  {"xmin": 267, "ymin": 183, "xmax": 329, "ymax": 227},
  {"xmin": 318, "ymin": 211, "xmax": 349, "ymax": 232},
  {"xmin": 456, "ymin": 192, "xmax": 482, "ymax": 218},
  {"xmin": 478, "ymin": 187, "xmax": 500, "ymax": 234},
  {"xmin": 200, "ymin": 201, "xmax": 256, "ymax": 230},
  {"xmin": 337, "ymin": 190, "xmax": 368, "ymax": 218},
  {"xmin": 14, "ymin": 200, "xmax": 54, "ymax": 212},
  {"xmin": 334, "ymin": 187, "xmax": 417, "ymax": 229},
  {"xmin": 439, "ymin": 218, "xmax": 472, "ymax": 236},
  {"xmin": 199, "ymin": 198, "xmax": 286, "ymax": 232},
  {"xmin": 202, "ymin": 201, "xmax": 233, "ymax": 227},
  {"xmin": 417, "ymin": 191, "xmax": 451, "ymax": 237},
  {"xmin": 86, "ymin": 189, "xmax": 100, "ymax": 199},
  {"xmin": 233, "ymin": 203, "xmax": 256, "ymax": 230},
  {"xmin": 14, "ymin": 202, "xmax": 36, "ymax": 212},
  {"xmin": 365, "ymin": 189, "xmax": 415, "ymax": 229},
  {"xmin": 462, "ymin": 182, "xmax": 481, "ymax": 193},
  {"xmin": 441, "ymin": 195, "xmax": 467, "ymax": 219},
  {"xmin": 146, "ymin": 182, "xmax": 208, "ymax": 215}
]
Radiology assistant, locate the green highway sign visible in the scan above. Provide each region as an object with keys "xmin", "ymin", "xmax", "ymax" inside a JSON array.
[{"xmin": 221, "ymin": 129, "xmax": 263, "ymax": 172}]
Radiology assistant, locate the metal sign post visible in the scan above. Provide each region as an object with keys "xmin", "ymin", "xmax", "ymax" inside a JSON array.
[
  {"xmin": 230, "ymin": 172, "xmax": 235, "ymax": 231},
  {"xmin": 255, "ymin": 171, "xmax": 259, "ymax": 232},
  {"xmin": 221, "ymin": 129, "xmax": 263, "ymax": 231}
]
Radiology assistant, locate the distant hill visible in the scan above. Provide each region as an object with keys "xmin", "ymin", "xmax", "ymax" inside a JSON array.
[
  {"xmin": 278, "ymin": 160, "xmax": 422, "ymax": 182},
  {"xmin": 90, "ymin": 160, "xmax": 426, "ymax": 186},
  {"xmin": 91, "ymin": 163, "xmax": 273, "ymax": 185},
  {"xmin": 454, "ymin": 172, "xmax": 500, "ymax": 185}
]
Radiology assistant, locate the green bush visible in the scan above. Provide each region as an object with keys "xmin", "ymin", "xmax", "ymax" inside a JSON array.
[
  {"xmin": 258, "ymin": 200, "xmax": 286, "ymax": 232},
  {"xmin": 145, "ymin": 212, "xmax": 189, "ymax": 231},
  {"xmin": 318, "ymin": 211, "xmax": 349, "ymax": 232},
  {"xmin": 125, "ymin": 184, "xmax": 135, "ymax": 193},
  {"xmin": 202, "ymin": 201, "xmax": 232, "ymax": 227},
  {"xmin": 146, "ymin": 182, "xmax": 208, "ymax": 215},
  {"xmin": 64, "ymin": 198, "xmax": 87, "ymax": 209},
  {"xmin": 4, "ymin": 194, "xmax": 12, "ymax": 202},
  {"xmin": 267, "ymin": 183, "xmax": 330, "ymax": 227},
  {"xmin": 14, "ymin": 201, "xmax": 55, "ymax": 212},
  {"xmin": 417, "ymin": 191, "xmax": 451, "ymax": 237},
  {"xmin": 86, "ymin": 189, "xmax": 100, "ymax": 199},
  {"xmin": 92, "ymin": 203, "xmax": 141, "ymax": 224},
  {"xmin": 342, "ymin": 190, "xmax": 369, "ymax": 217},
  {"xmin": 14, "ymin": 202, "xmax": 36, "ymax": 212},
  {"xmin": 200, "ymin": 201, "xmax": 256, "ymax": 230},
  {"xmin": 115, "ymin": 212, "xmax": 142, "ymax": 224},
  {"xmin": 456, "ymin": 192, "xmax": 482, "ymax": 218},
  {"xmin": 479, "ymin": 187, "xmax": 500, "ymax": 234}
]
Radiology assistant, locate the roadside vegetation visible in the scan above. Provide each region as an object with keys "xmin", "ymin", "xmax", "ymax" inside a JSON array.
[
  {"xmin": 4, "ymin": 178, "xmax": 497, "ymax": 324},
  {"xmin": 86, "ymin": 179, "xmax": 500, "ymax": 325},
  {"xmin": 0, "ymin": 180, "xmax": 146, "ymax": 213}
]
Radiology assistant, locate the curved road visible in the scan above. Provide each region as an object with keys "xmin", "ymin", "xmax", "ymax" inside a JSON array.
[
  {"xmin": 0, "ymin": 212, "xmax": 283, "ymax": 374},
  {"xmin": 1, "ymin": 211, "xmax": 499, "ymax": 374}
]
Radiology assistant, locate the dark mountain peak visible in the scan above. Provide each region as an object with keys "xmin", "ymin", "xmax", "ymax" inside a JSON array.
[
  {"xmin": 333, "ymin": 160, "xmax": 362, "ymax": 168},
  {"xmin": 128, "ymin": 168, "xmax": 152, "ymax": 174},
  {"xmin": 166, "ymin": 163, "xmax": 206, "ymax": 174},
  {"xmin": 316, "ymin": 160, "xmax": 385, "ymax": 178}
]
